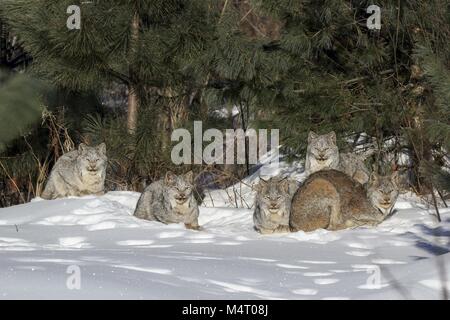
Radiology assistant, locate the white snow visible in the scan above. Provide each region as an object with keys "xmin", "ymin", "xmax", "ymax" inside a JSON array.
[{"xmin": 1, "ymin": 161, "xmax": 450, "ymax": 299}]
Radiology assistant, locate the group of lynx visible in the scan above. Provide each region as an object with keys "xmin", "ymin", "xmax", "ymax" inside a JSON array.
[
  {"xmin": 42, "ymin": 135, "xmax": 398, "ymax": 234},
  {"xmin": 253, "ymin": 131, "xmax": 399, "ymax": 234},
  {"xmin": 42, "ymin": 143, "xmax": 200, "ymax": 230}
]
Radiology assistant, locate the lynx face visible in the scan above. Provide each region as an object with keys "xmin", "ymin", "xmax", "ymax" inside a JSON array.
[
  {"xmin": 307, "ymin": 131, "xmax": 339, "ymax": 172},
  {"xmin": 164, "ymin": 171, "xmax": 194, "ymax": 209},
  {"xmin": 256, "ymin": 177, "xmax": 291, "ymax": 224},
  {"xmin": 77, "ymin": 143, "xmax": 107, "ymax": 177},
  {"xmin": 367, "ymin": 172, "xmax": 399, "ymax": 215}
]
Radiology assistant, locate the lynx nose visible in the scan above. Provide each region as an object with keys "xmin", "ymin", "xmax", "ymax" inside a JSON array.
[
  {"xmin": 269, "ymin": 202, "xmax": 279, "ymax": 209},
  {"xmin": 176, "ymin": 193, "xmax": 187, "ymax": 200}
]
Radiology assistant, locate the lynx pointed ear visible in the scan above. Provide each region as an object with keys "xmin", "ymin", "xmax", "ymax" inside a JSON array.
[
  {"xmin": 391, "ymin": 171, "xmax": 400, "ymax": 188},
  {"xmin": 279, "ymin": 178, "xmax": 290, "ymax": 193},
  {"xmin": 253, "ymin": 182, "xmax": 261, "ymax": 193},
  {"xmin": 369, "ymin": 172, "xmax": 379, "ymax": 185},
  {"xmin": 97, "ymin": 143, "xmax": 106, "ymax": 155},
  {"xmin": 328, "ymin": 131, "xmax": 337, "ymax": 144},
  {"xmin": 308, "ymin": 131, "xmax": 318, "ymax": 143},
  {"xmin": 184, "ymin": 171, "xmax": 194, "ymax": 184},
  {"xmin": 165, "ymin": 171, "xmax": 177, "ymax": 186},
  {"xmin": 256, "ymin": 177, "xmax": 269, "ymax": 192},
  {"xmin": 78, "ymin": 143, "xmax": 87, "ymax": 155}
]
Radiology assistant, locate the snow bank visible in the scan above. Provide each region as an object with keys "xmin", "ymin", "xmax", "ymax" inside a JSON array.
[{"xmin": 0, "ymin": 187, "xmax": 449, "ymax": 299}]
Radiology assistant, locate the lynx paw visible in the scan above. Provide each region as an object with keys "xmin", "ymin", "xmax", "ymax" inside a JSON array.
[
  {"xmin": 185, "ymin": 223, "xmax": 202, "ymax": 231},
  {"xmin": 275, "ymin": 225, "xmax": 291, "ymax": 233}
]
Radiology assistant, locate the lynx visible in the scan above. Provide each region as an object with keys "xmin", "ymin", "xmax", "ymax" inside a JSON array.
[
  {"xmin": 253, "ymin": 177, "xmax": 298, "ymax": 234},
  {"xmin": 367, "ymin": 171, "xmax": 399, "ymax": 217},
  {"xmin": 41, "ymin": 143, "xmax": 107, "ymax": 200},
  {"xmin": 305, "ymin": 131, "xmax": 370, "ymax": 185},
  {"xmin": 134, "ymin": 171, "xmax": 200, "ymax": 230},
  {"xmin": 305, "ymin": 131, "xmax": 339, "ymax": 175},
  {"xmin": 290, "ymin": 170, "xmax": 386, "ymax": 232}
]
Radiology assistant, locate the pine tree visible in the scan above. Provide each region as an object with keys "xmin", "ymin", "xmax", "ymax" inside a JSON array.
[
  {"xmin": 250, "ymin": 0, "xmax": 450, "ymax": 192},
  {"xmin": 412, "ymin": 16, "xmax": 450, "ymax": 194},
  {"xmin": 1, "ymin": 0, "xmax": 216, "ymax": 133},
  {"xmin": 1, "ymin": 0, "xmax": 448, "ymax": 197},
  {"xmin": 421, "ymin": 56, "xmax": 450, "ymax": 193},
  {"xmin": 0, "ymin": 18, "xmax": 44, "ymax": 152},
  {"xmin": 0, "ymin": 72, "xmax": 46, "ymax": 152}
]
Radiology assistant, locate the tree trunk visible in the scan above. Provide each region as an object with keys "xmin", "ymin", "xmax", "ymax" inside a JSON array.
[
  {"xmin": 127, "ymin": 13, "xmax": 140, "ymax": 134},
  {"xmin": 127, "ymin": 85, "xmax": 138, "ymax": 134},
  {"xmin": 0, "ymin": 20, "xmax": 7, "ymax": 66},
  {"xmin": 157, "ymin": 88, "xmax": 190, "ymax": 151}
]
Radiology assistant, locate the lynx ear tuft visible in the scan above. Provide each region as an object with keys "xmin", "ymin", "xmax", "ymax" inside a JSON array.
[
  {"xmin": 78, "ymin": 143, "xmax": 87, "ymax": 155},
  {"xmin": 308, "ymin": 131, "xmax": 318, "ymax": 143},
  {"xmin": 97, "ymin": 143, "xmax": 106, "ymax": 155},
  {"xmin": 165, "ymin": 172, "xmax": 177, "ymax": 186},
  {"xmin": 184, "ymin": 171, "xmax": 194, "ymax": 184}
]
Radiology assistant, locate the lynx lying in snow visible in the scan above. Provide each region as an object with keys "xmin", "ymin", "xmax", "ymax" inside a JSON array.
[
  {"xmin": 253, "ymin": 177, "xmax": 298, "ymax": 234},
  {"xmin": 367, "ymin": 171, "xmax": 400, "ymax": 217},
  {"xmin": 134, "ymin": 172, "xmax": 200, "ymax": 230},
  {"xmin": 41, "ymin": 143, "xmax": 107, "ymax": 200},
  {"xmin": 290, "ymin": 170, "xmax": 398, "ymax": 232},
  {"xmin": 305, "ymin": 131, "xmax": 370, "ymax": 185}
]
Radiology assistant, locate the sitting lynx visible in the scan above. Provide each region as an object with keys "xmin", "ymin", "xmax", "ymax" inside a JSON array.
[
  {"xmin": 41, "ymin": 143, "xmax": 107, "ymax": 200},
  {"xmin": 134, "ymin": 171, "xmax": 200, "ymax": 230},
  {"xmin": 305, "ymin": 131, "xmax": 339, "ymax": 175},
  {"xmin": 367, "ymin": 171, "xmax": 399, "ymax": 217},
  {"xmin": 253, "ymin": 177, "xmax": 298, "ymax": 234},
  {"xmin": 305, "ymin": 131, "xmax": 370, "ymax": 185},
  {"xmin": 290, "ymin": 170, "xmax": 387, "ymax": 232}
]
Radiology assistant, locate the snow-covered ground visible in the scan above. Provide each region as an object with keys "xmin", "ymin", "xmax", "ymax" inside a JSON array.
[{"xmin": 1, "ymin": 159, "xmax": 449, "ymax": 299}]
